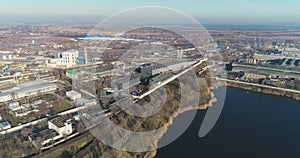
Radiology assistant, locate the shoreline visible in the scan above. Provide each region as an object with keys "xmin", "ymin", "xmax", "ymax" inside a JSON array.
[
  {"xmin": 214, "ymin": 79, "xmax": 300, "ymax": 101},
  {"xmin": 150, "ymin": 88, "xmax": 217, "ymax": 158}
]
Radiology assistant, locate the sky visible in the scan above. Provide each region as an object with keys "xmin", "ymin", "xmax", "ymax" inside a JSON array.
[{"xmin": 0, "ymin": 0, "xmax": 300, "ymax": 24}]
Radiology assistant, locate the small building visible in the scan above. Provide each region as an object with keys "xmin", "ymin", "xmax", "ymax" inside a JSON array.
[
  {"xmin": 73, "ymin": 114, "xmax": 80, "ymax": 121},
  {"xmin": 77, "ymin": 57, "xmax": 86, "ymax": 64},
  {"xmin": 0, "ymin": 121, "xmax": 12, "ymax": 130},
  {"xmin": 76, "ymin": 98, "xmax": 97, "ymax": 106},
  {"xmin": 8, "ymin": 101, "xmax": 21, "ymax": 111},
  {"xmin": 48, "ymin": 117, "xmax": 73, "ymax": 136},
  {"xmin": 264, "ymin": 78, "xmax": 278, "ymax": 86},
  {"xmin": 82, "ymin": 98, "xmax": 97, "ymax": 106},
  {"xmin": 66, "ymin": 69, "xmax": 78, "ymax": 79},
  {"xmin": 66, "ymin": 90, "xmax": 81, "ymax": 101}
]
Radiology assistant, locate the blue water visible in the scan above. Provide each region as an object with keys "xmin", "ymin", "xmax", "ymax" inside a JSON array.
[{"xmin": 156, "ymin": 87, "xmax": 300, "ymax": 158}]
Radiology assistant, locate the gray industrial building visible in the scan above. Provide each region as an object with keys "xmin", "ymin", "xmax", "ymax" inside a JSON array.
[{"xmin": 0, "ymin": 80, "xmax": 56, "ymax": 102}]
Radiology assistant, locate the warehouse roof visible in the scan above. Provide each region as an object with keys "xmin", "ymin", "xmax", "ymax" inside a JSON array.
[{"xmin": 0, "ymin": 80, "xmax": 56, "ymax": 97}]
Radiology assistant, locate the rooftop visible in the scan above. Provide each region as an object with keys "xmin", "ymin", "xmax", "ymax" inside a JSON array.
[
  {"xmin": 66, "ymin": 69, "xmax": 78, "ymax": 75},
  {"xmin": 66, "ymin": 90, "xmax": 81, "ymax": 96},
  {"xmin": 49, "ymin": 117, "xmax": 69, "ymax": 128},
  {"xmin": 0, "ymin": 80, "xmax": 56, "ymax": 97},
  {"xmin": 62, "ymin": 50, "xmax": 78, "ymax": 54},
  {"xmin": 29, "ymin": 128, "xmax": 58, "ymax": 142},
  {"xmin": 0, "ymin": 121, "xmax": 11, "ymax": 128}
]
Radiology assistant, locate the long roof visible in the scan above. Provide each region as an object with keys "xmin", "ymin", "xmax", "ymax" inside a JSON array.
[
  {"xmin": 29, "ymin": 128, "xmax": 58, "ymax": 141},
  {"xmin": 0, "ymin": 80, "xmax": 56, "ymax": 97}
]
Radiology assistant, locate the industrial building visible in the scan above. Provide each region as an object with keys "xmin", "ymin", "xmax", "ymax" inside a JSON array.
[
  {"xmin": 28, "ymin": 117, "xmax": 74, "ymax": 149},
  {"xmin": 48, "ymin": 117, "xmax": 73, "ymax": 136},
  {"xmin": 28, "ymin": 128, "xmax": 60, "ymax": 148},
  {"xmin": 66, "ymin": 90, "xmax": 81, "ymax": 101},
  {"xmin": 0, "ymin": 50, "xmax": 16, "ymax": 60},
  {"xmin": 65, "ymin": 69, "xmax": 78, "ymax": 79},
  {"xmin": 282, "ymin": 48, "xmax": 300, "ymax": 57},
  {"xmin": 137, "ymin": 60, "xmax": 196, "ymax": 77},
  {"xmin": 0, "ymin": 80, "xmax": 56, "ymax": 102}
]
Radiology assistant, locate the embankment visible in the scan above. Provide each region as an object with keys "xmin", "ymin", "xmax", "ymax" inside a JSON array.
[{"xmin": 215, "ymin": 79, "xmax": 300, "ymax": 101}]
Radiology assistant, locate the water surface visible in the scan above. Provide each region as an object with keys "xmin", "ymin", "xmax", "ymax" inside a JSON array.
[{"xmin": 157, "ymin": 87, "xmax": 300, "ymax": 158}]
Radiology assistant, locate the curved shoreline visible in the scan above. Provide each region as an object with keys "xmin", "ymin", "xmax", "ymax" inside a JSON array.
[{"xmin": 150, "ymin": 89, "xmax": 217, "ymax": 158}]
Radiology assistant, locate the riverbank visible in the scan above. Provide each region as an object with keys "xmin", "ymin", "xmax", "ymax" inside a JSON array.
[
  {"xmin": 150, "ymin": 88, "xmax": 217, "ymax": 158},
  {"xmin": 214, "ymin": 78, "xmax": 300, "ymax": 101}
]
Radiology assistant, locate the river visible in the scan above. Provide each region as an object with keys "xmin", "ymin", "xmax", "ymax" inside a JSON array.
[{"xmin": 156, "ymin": 87, "xmax": 300, "ymax": 158}]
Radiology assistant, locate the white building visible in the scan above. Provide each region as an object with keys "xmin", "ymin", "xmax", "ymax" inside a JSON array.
[
  {"xmin": 8, "ymin": 101, "xmax": 21, "ymax": 111},
  {"xmin": 61, "ymin": 50, "xmax": 79, "ymax": 66},
  {"xmin": 65, "ymin": 69, "xmax": 78, "ymax": 79},
  {"xmin": 29, "ymin": 117, "xmax": 73, "ymax": 149},
  {"xmin": 66, "ymin": 90, "xmax": 81, "ymax": 101},
  {"xmin": 48, "ymin": 50, "xmax": 79, "ymax": 68},
  {"xmin": 0, "ymin": 80, "xmax": 56, "ymax": 102},
  {"xmin": 76, "ymin": 98, "xmax": 97, "ymax": 106},
  {"xmin": 48, "ymin": 117, "xmax": 73, "ymax": 136}
]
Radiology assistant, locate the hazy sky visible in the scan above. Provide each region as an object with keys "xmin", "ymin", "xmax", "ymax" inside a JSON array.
[{"xmin": 1, "ymin": 0, "xmax": 300, "ymax": 24}]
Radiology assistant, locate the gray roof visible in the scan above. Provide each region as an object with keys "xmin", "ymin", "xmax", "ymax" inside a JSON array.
[
  {"xmin": 29, "ymin": 128, "xmax": 58, "ymax": 141},
  {"xmin": 49, "ymin": 117, "xmax": 68, "ymax": 128},
  {"xmin": 0, "ymin": 80, "xmax": 56, "ymax": 97},
  {"xmin": 0, "ymin": 121, "xmax": 11, "ymax": 127}
]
